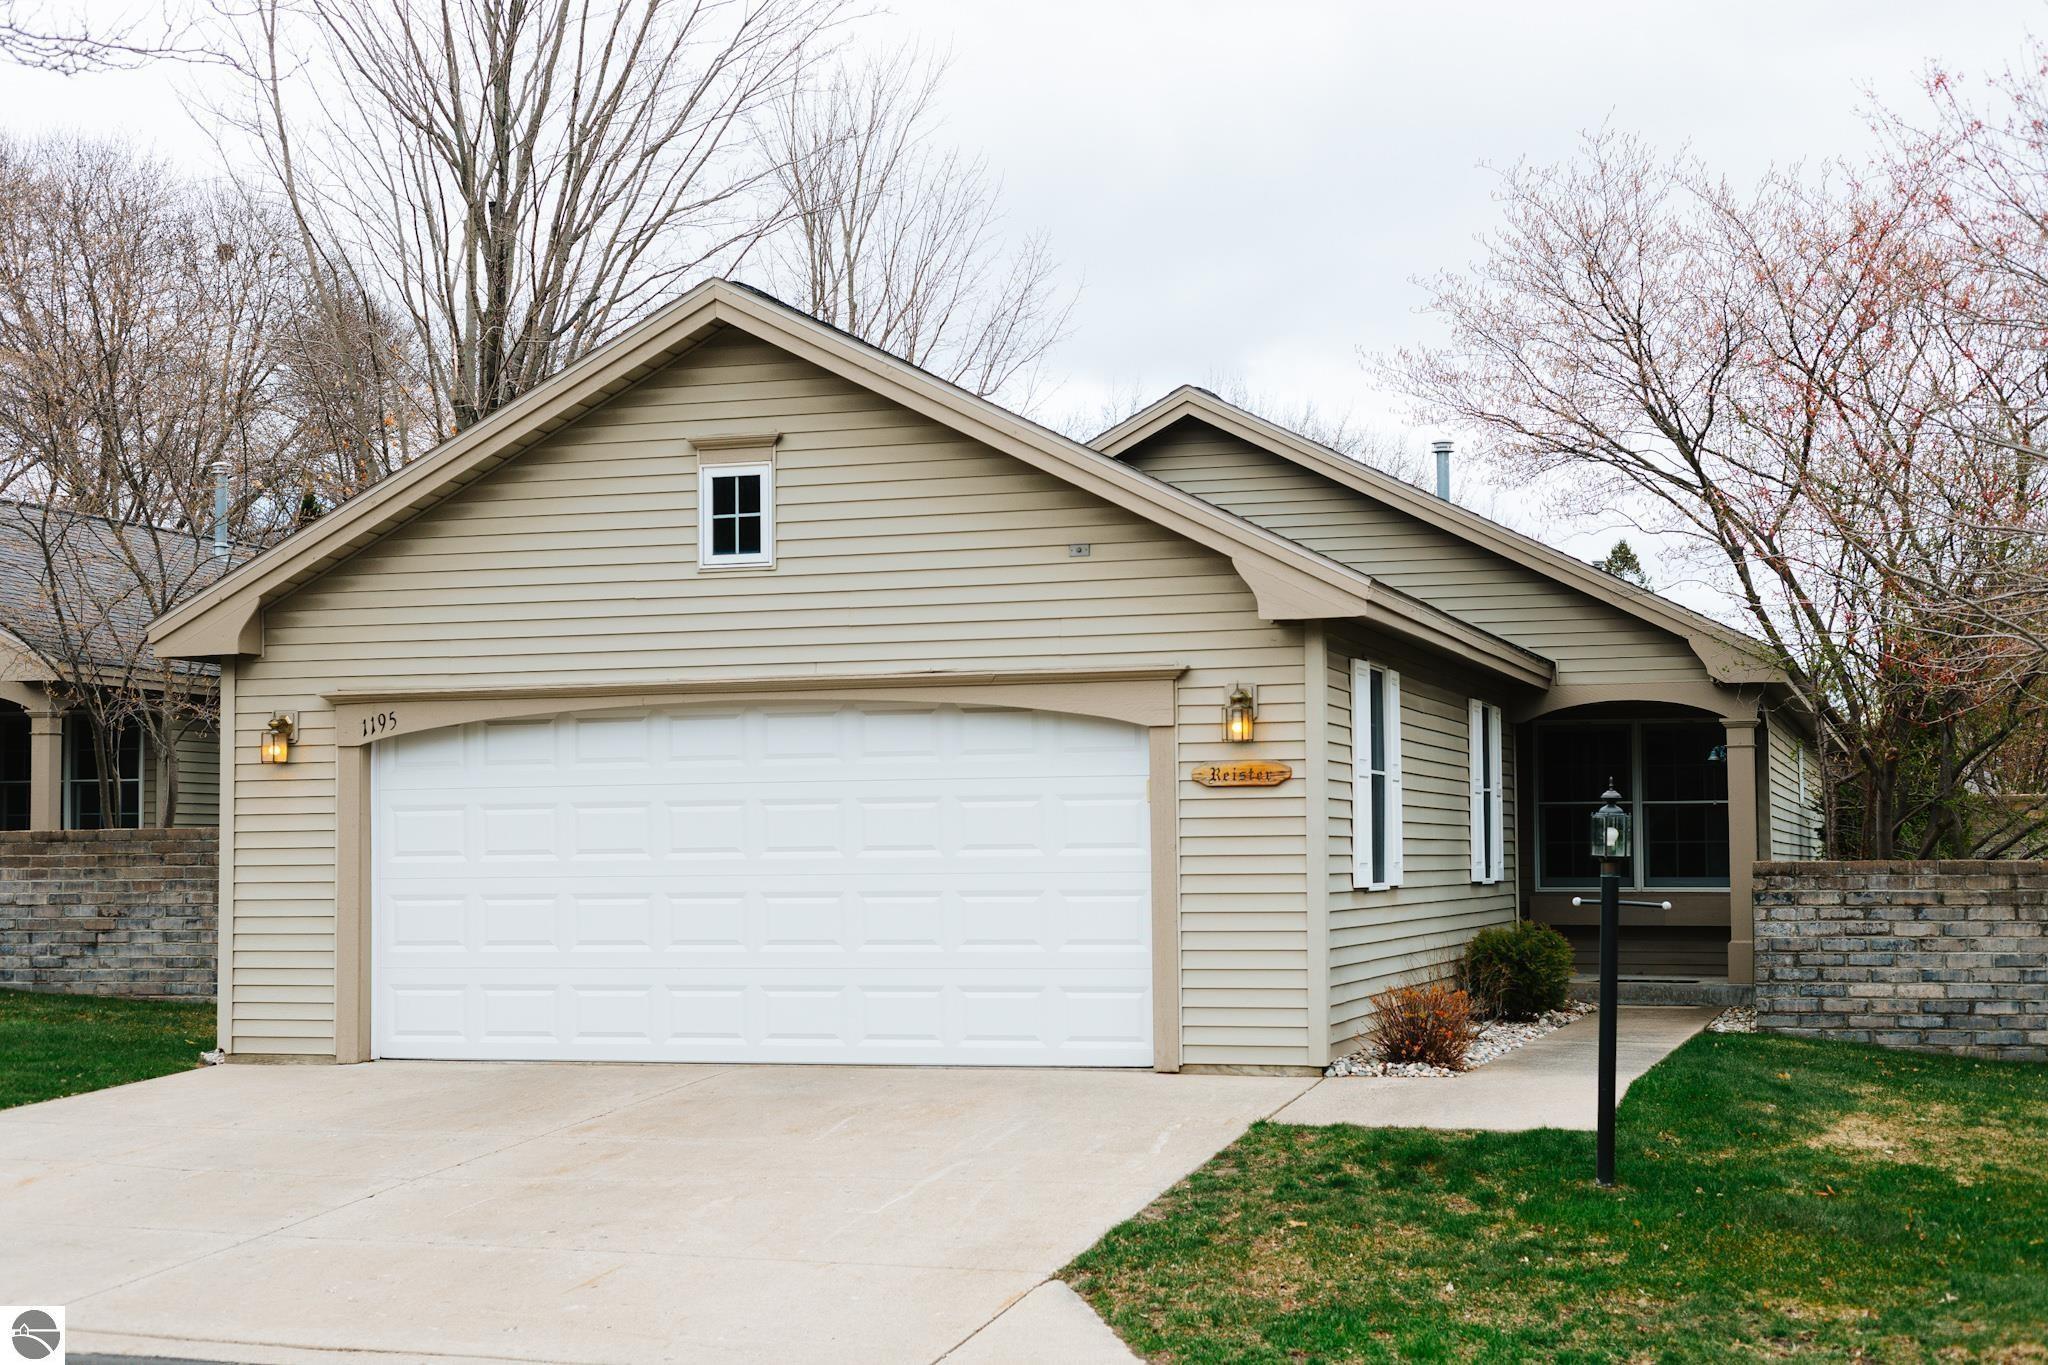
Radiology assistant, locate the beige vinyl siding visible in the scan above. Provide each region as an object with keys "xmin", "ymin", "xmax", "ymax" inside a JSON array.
[
  {"xmin": 1325, "ymin": 627, "xmax": 1517, "ymax": 1050},
  {"xmin": 1125, "ymin": 423, "xmax": 1704, "ymax": 683},
  {"xmin": 135, "ymin": 723, "xmax": 216, "ymax": 827},
  {"xmin": 171, "ymin": 724, "xmax": 218, "ymax": 826},
  {"xmin": 226, "ymin": 329, "xmax": 1311, "ymax": 1064},
  {"xmin": 1767, "ymin": 714, "xmax": 1822, "ymax": 859}
]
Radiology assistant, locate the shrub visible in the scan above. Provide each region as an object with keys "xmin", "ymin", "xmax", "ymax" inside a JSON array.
[
  {"xmin": 1369, "ymin": 983, "xmax": 1476, "ymax": 1070},
  {"xmin": 1464, "ymin": 921, "xmax": 1575, "ymax": 1018}
]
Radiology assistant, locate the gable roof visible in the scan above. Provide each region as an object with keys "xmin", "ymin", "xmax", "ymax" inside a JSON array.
[
  {"xmin": 1092, "ymin": 386, "xmax": 1786, "ymax": 686},
  {"xmin": 0, "ymin": 501, "xmax": 231, "ymax": 684},
  {"xmin": 149, "ymin": 280, "xmax": 1553, "ymax": 689}
]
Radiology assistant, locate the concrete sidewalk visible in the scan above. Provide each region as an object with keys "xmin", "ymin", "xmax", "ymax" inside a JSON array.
[{"xmin": 1271, "ymin": 1005, "xmax": 1719, "ymax": 1130}]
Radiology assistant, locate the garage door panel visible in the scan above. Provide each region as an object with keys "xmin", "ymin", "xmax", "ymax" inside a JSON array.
[
  {"xmin": 478, "ymin": 893, "xmax": 558, "ymax": 949},
  {"xmin": 384, "ymin": 708, "xmax": 1148, "ymax": 787},
  {"xmin": 374, "ymin": 703, "xmax": 1152, "ymax": 1066},
  {"xmin": 379, "ymin": 886, "xmax": 1151, "ymax": 967},
  {"xmin": 382, "ymin": 803, "xmax": 1150, "ymax": 873},
  {"xmin": 377, "ymin": 976, "xmax": 1152, "ymax": 1064},
  {"xmin": 382, "ymin": 770, "xmax": 1149, "ymax": 802}
]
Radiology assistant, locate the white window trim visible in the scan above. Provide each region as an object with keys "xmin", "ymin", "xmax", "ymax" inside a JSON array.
[
  {"xmin": 1469, "ymin": 699, "xmax": 1505, "ymax": 884},
  {"xmin": 1351, "ymin": 659, "xmax": 1403, "ymax": 890},
  {"xmin": 697, "ymin": 461, "xmax": 775, "ymax": 568}
]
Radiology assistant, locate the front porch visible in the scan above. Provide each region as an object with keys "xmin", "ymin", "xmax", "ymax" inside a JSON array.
[
  {"xmin": 0, "ymin": 682, "xmax": 174, "ymax": 831},
  {"xmin": 1517, "ymin": 698, "xmax": 1767, "ymax": 984}
]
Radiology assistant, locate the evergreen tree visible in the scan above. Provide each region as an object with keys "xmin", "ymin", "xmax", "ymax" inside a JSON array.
[{"xmin": 1596, "ymin": 539, "xmax": 1651, "ymax": 588}]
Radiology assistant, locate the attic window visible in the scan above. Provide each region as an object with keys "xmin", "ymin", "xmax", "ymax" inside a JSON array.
[{"xmin": 698, "ymin": 463, "xmax": 773, "ymax": 568}]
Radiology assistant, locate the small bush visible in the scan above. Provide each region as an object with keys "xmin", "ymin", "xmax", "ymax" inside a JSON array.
[
  {"xmin": 1369, "ymin": 983, "xmax": 1476, "ymax": 1070},
  {"xmin": 1465, "ymin": 921, "xmax": 1574, "ymax": 1018}
]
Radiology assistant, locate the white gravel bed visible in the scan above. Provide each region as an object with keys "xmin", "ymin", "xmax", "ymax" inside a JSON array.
[
  {"xmin": 1325, "ymin": 1001, "xmax": 1594, "ymax": 1078},
  {"xmin": 1707, "ymin": 1005, "xmax": 1757, "ymax": 1033}
]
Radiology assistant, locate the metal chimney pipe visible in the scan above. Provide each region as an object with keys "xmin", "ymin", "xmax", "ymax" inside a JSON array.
[
  {"xmin": 1433, "ymin": 440, "xmax": 1453, "ymax": 501},
  {"xmin": 211, "ymin": 463, "xmax": 230, "ymax": 560}
]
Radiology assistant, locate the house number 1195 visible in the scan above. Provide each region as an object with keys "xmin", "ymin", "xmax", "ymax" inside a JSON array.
[{"xmin": 361, "ymin": 710, "xmax": 399, "ymax": 739}]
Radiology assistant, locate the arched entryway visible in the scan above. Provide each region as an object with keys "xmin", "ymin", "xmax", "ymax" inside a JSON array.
[{"xmin": 1512, "ymin": 690, "xmax": 1763, "ymax": 983}]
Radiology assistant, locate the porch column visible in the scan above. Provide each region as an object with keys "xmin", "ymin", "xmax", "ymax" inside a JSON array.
[
  {"xmin": 28, "ymin": 708, "xmax": 62, "ymax": 831},
  {"xmin": 1723, "ymin": 718, "xmax": 1760, "ymax": 984}
]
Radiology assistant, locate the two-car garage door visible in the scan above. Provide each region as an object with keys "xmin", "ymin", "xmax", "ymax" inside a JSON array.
[{"xmin": 371, "ymin": 704, "xmax": 1152, "ymax": 1066}]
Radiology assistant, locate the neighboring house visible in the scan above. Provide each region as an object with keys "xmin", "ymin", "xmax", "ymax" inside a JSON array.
[
  {"xmin": 0, "ymin": 505, "xmax": 225, "ymax": 830},
  {"xmin": 151, "ymin": 280, "xmax": 1823, "ymax": 1071}
]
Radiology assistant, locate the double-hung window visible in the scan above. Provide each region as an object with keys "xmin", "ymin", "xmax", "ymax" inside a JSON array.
[
  {"xmin": 1351, "ymin": 660, "xmax": 1403, "ymax": 889},
  {"xmin": 1468, "ymin": 699, "xmax": 1505, "ymax": 883},
  {"xmin": 698, "ymin": 462, "xmax": 773, "ymax": 568}
]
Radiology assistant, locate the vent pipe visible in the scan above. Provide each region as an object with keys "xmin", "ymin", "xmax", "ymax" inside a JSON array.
[
  {"xmin": 211, "ymin": 463, "xmax": 230, "ymax": 561},
  {"xmin": 1432, "ymin": 440, "xmax": 1453, "ymax": 501}
]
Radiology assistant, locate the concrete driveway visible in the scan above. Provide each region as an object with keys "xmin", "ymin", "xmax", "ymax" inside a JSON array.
[{"xmin": 0, "ymin": 1061, "xmax": 1309, "ymax": 1364}]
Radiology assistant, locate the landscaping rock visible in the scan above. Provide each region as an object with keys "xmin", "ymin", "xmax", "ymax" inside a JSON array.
[
  {"xmin": 1708, "ymin": 1005, "xmax": 1757, "ymax": 1034},
  {"xmin": 1325, "ymin": 1002, "xmax": 1593, "ymax": 1078}
]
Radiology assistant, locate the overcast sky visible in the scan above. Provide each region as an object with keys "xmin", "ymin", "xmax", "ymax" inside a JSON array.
[{"xmin": 3, "ymin": 1, "xmax": 2041, "ymax": 583}]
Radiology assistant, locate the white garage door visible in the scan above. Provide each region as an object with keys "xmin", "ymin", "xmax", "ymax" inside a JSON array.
[{"xmin": 371, "ymin": 703, "xmax": 1153, "ymax": 1065}]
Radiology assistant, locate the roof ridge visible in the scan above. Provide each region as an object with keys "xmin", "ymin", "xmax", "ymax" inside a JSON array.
[{"xmin": 0, "ymin": 496, "xmax": 267, "ymax": 560}]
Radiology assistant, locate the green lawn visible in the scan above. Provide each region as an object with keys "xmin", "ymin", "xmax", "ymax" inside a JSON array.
[
  {"xmin": 1065, "ymin": 1032, "xmax": 2048, "ymax": 1363},
  {"xmin": 0, "ymin": 988, "xmax": 216, "ymax": 1110}
]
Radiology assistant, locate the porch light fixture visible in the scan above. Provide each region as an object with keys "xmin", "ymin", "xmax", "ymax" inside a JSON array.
[
  {"xmin": 1590, "ymin": 782, "xmax": 1630, "ymax": 862},
  {"xmin": 1223, "ymin": 684, "xmax": 1258, "ymax": 743},
  {"xmin": 260, "ymin": 712, "xmax": 296, "ymax": 765}
]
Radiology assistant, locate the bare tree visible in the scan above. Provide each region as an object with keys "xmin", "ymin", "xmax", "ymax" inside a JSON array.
[
  {"xmin": 0, "ymin": 136, "xmax": 280, "ymax": 822},
  {"xmin": 752, "ymin": 45, "xmax": 1072, "ymax": 407},
  {"xmin": 0, "ymin": 0, "xmax": 216, "ymax": 72},
  {"xmin": 1383, "ymin": 127, "xmax": 2048, "ymax": 857},
  {"xmin": 217, "ymin": 0, "xmax": 846, "ymax": 433},
  {"xmin": 272, "ymin": 256, "xmax": 438, "ymax": 507}
]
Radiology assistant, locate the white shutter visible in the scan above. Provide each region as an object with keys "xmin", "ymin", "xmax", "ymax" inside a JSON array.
[
  {"xmin": 1384, "ymin": 669, "xmax": 1404, "ymax": 886},
  {"xmin": 1351, "ymin": 659, "xmax": 1373, "ymax": 889},
  {"xmin": 1488, "ymin": 707, "xmax": 1507, "ymax": 882},
  {"xmin": 1468, "ymin": 698, "xmax": 1487, "ymax": 882}
]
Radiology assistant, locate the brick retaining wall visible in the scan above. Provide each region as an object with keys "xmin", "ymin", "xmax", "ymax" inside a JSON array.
[
  {"xmin": 1754, "ymin": 860, "xmax": 2048, "ymax": 1061},
  {"xmin": 0, "ymin": 829, "xmax": 218, "ymax": 1000}
]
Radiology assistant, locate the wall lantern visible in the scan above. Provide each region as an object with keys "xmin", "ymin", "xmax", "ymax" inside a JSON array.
[
  {"xmin": 260, "ymin": 712, "xmax": 297, "ymax": 765},
  {"xmin": 1589, "ymin": 781, "xmax": 1630, "ymax": 862},
  {"xmin": 1222, "ymin": 684, "xmax": 1258, "ymax": 743}
]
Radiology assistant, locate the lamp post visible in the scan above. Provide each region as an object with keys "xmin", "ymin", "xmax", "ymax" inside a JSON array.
[
  {"xmin": 1590, "ymin": 784, "xmax": 1629, "ymax": 1187},
  {"xmin": 1573, "ymin": 783, "xmax": 1672, "ymax": 1188}
]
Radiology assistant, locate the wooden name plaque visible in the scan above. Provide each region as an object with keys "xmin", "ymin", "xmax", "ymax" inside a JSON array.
[{"xmin": 1190, "ymin": 761, "xmax": 1292, "ymax": 788}]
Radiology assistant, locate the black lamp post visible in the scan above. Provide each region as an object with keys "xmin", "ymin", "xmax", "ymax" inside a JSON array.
[
  {"xmin": 1573, "ymin": 783, "xmax": 1672, "ymax": 1188},
  {"xmin": 1590, "ymin": 784, "xmax": 1630, "ymax": 1187}
]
